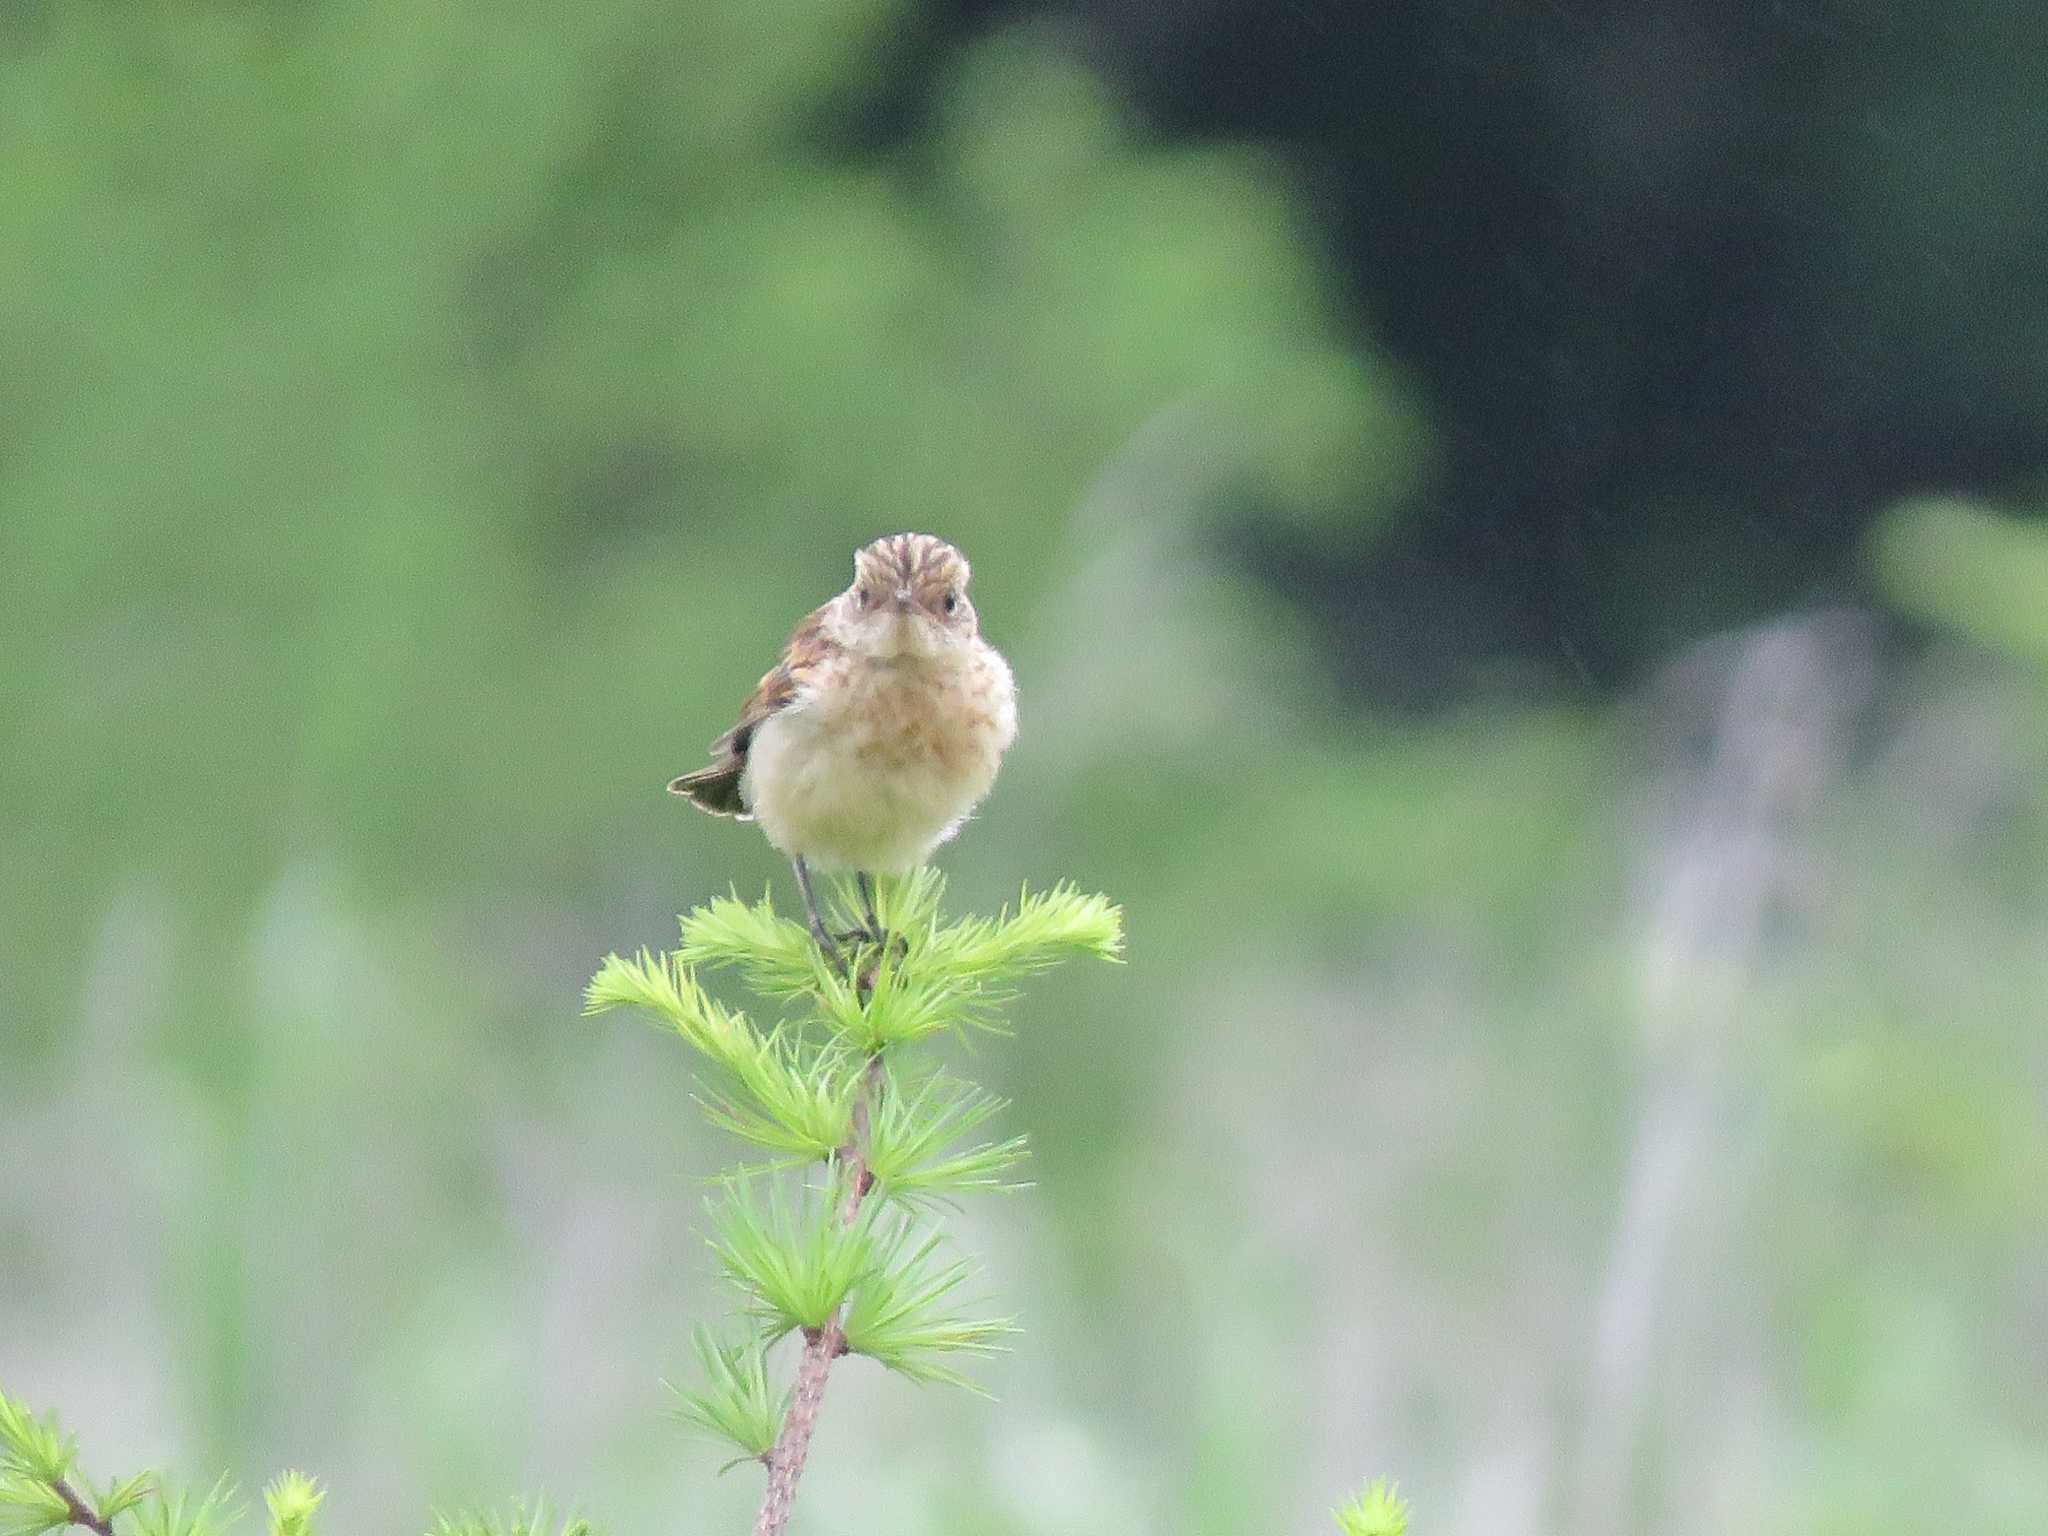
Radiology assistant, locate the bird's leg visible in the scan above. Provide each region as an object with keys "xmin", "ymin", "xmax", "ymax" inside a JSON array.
[
  {"xmin": 856, "ymin": 872, "xmax": 884, "ymax": 946},
  {"xmin": 853, "ymin": 871, "xmax": 909, "ymax": 962},
  {"xmin": 828, "ymin": 872, "xmax": 885, "ymax": 949},
  {"xmin": 791, "ymin": 855, "xmax": 842, "ymax": 965}
]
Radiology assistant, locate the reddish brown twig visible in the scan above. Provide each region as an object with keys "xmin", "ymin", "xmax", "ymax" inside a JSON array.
[{"xmin": 54, "ymin": 1477, "xmax": 115, "ymax": 1536}]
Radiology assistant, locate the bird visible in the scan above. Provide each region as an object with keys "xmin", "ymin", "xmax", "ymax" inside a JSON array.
[{"xmin": 669, "ymin": 533, "xmax": 1018, "ymax": 961}]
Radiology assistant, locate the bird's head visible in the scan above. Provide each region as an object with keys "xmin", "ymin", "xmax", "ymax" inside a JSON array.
[{"xmin": 832, "ymin": 532, "xmax": 980, "ymax": 659}]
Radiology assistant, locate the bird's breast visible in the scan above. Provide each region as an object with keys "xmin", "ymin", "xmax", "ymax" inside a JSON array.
[{"xmin": 741, "ymin": 644, "xmax": 1016, "ymax": 873}]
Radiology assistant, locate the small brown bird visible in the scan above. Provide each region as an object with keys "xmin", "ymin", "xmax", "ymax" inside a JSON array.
[{"xmin": 669, "ymin": 533, "xmax": 1018, "ymax": 958}]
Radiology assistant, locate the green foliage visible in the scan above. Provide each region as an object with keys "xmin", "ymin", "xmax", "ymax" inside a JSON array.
[
  {"xmin": 0, "ymin": 1388, "xmax": 157, "ymax": 1536},
  {"xmin": 811, "ymin": 878, "xmax": 1125, "ymax": 1051},
  {"xmin": 262, "ymin": 1474, "xmax": 324, "ymax": 1536},
  {"xmin": 1333, "ymin": 1478, "xmax": 1410, "ymax": 1536},
  {"xmin": 424, "ymin": 1505, "xmax": 596, "ymax": 1536},
  {"xmin": 675, "ymin": 893, "xmax": 837, "ymax": 1002},
  {"xmin": 669, "ymin": 1329, "xmax": 787, "ymax": 1472},
  {"xmin": 5, "ymin": 1386, "xmax": 310, "ymax": 1536},
  {"xmin": 706, "ymin": 1175, "xmax": 885, "ymax": 1337},
  {"xmin": 125, "ymin": 1479, "xmax": 239, "ymax": 1536},
  {"xmin": 0, "ymin": 1460, "xmax": 70, "ymax": 1536},
  {"xmin": 696, "ymin": 1031, "xmax": 860, "ymax": 1165},
  {"xmin": 839, "ymin": 1227, "xmax": 1018, "ymax": 1393},
  {"xmin": 96, "ymin": 1477, "xmax": 156, "ymax": 1531},
  {"xmin": 1871, "ymin": 497, "xmax": 2048, "ymax": 671},
  {"xmin": 912, "ymin": 881, "xmax": 1127, "ymax": 986},
  {"xmin": 582, "ymin": 948, "xmax": 755, "ymax": 1063},
  {"xmin": 587, "ymin": 871, "xmax": 1122, "ymax": 1489},
  {"xmin": 584, "ymin": 946, "xmax": 859, "ymax": 1162},
  {"xmin": 0, "ymin": 1389, "xmax": 78, "ymax": 1508},
  {"xmin": 3, "ymin": 1382, "xmax": 592, "ymax": 1536},
  {"xmin": 588, "ymin": 875, "xmax": 1122, "ymax": 1108},
  {"xmin": 863, "ymin": 1074, "xmax": 1030, "ymax": 1207}
]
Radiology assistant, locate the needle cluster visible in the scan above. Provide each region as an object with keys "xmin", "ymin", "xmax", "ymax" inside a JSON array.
[
  {"xmin": 1334, "ymin": 1478, "xmax": 1411, "ymax": 1536},
  {"xmin": 1, "ymin": 1391, "xmax": 260, "ymax": 1536},
  {"xmin": 582, "ymin": 870, "xmax": 1122, "ymax": 1529},
  {"xmin": 2, "ymin": 1383, "xmax": 603, "ymax": 1536}
]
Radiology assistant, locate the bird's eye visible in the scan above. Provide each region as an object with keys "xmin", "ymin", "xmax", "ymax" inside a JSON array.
[
  {"xmin": 942, "ymin": 592, "xmax": 960, "ymax": 615},
  {"xmin": 854, "ymin": 590, "xmax": 869, "ymax": 610}
]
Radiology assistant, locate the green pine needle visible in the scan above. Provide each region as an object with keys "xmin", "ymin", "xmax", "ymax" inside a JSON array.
[
  {"xmin": 0, "ymin": 1390, "xmax": 77, "ymax": 1488},
  {"xmin": 706, "ymin": 1176, "xmax": 883, "ymax": 1336},
  {"xmin": 677, "ymin": 893, "xmax": 831, "ymax": 999},
  {"xmin": 584, "ymin": 875, "xmax": 1121, "ymax": 1482},
  {"xmin": 840, "ymin": 1224, "xmax": 1018, "ymax": 1394},
  {"xmin": 589, "ymin": 950, "xmax": 861, "ymax": 1159},
  {"xmin": 126, "ymin": 1474, "xmax": 239, "ymax": 1536},
  {"xmin": 696, "ymin": 1028, "xmax": 857, "ymax": 1161},
  {"xmin": 867, "ymin": 867, "xmax": 949, "ymax": 932},
  {"xmin": 591, "ymin": 878, "xmax": 1122, "ymax": 1053},
  {"xmin": 263, "ymin": 1471, "xmax": 325, "ymax": 1536},
  {"xmin": 809, "ymin": 878, "xmax": 1125, "ymax": 1048},
  {"xmin": 668, "ymin": 1328, "xmax": 788, "ymax": 1471},
  {"xmin": 426, "ymin": 1502, "xmax": 597, "ymax": 1536},
  {"xmin": 812, "ymin": 959, "xmax": 964, "ymax": 1051},
  {"xmin": 1333, "ymin": 1478, "xmax": 1411, "ymax": 1536},
  {"xmin": 0, "ymin": 1477, "xmax": 70, "ymax": 1536},
  {"xmin": 865, "ymin": 1074, "xmax": 1029, "ymax": 1206},
  {"xmin": 99, "ymin": 1471, "xmax": 157, "ymax": 1523},
  {"xmin": 914, "ymin": 882, "xmax": 1126, "ymax": 986},
  {"xmin": 582, "ymin": 949, "xmax": 753, "ymax": 1066},
  {"xmin": 0, "ymin": 1389, "xmax": 94, "ymax": 1536}
]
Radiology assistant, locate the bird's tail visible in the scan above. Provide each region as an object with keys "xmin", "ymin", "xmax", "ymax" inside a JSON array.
[{"xmin": 667, "ymin": 760, "xmax": 749, "ymax": 817}]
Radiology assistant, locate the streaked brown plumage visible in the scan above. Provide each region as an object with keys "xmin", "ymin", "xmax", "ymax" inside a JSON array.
[{"xmin": 667, "ymin": 603, "xmax": 830, "ymax": 818}]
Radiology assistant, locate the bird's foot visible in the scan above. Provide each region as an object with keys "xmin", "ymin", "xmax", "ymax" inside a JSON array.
[{"xmin": 835, "ymin": 925, "xmax": 908, "ymax": 961}]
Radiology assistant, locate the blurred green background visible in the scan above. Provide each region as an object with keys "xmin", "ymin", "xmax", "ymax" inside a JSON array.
[{"xmin": 4, "ymin": 2, "xmax": 2047, "ymax": 1533}]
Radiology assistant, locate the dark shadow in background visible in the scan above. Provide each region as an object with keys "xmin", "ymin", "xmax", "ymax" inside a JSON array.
[{"xmin": 831, "ymin": 0, "xmax": 2048, "ymax": 699}]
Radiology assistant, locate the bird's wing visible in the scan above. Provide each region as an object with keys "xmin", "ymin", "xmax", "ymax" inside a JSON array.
[{"xmin": 668, "ymin": 601, "xmax": 837, "ymax": 816}]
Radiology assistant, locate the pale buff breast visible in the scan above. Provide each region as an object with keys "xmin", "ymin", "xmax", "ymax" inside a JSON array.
[{"xmin": 742, "ymin": 641, "xmax": 1017, "ymax": 873}]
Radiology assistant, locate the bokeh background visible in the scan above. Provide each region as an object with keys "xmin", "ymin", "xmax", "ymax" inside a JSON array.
[{"xmin": 5, "ymin": 1, "xmax": 2048, "ymax": 1532}]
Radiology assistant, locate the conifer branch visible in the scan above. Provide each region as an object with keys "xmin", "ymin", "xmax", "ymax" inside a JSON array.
[
  {"xmin": 587, "ymin": 872, "xmax": 1123, "ymax": 1534},
  {"xmin": 54, "ymin": 1477, "xmax": 115, "ymax": 1536},
  {"xmin": 752, "ymin": 1051, "xmax": 882, "ymax": 1536}
]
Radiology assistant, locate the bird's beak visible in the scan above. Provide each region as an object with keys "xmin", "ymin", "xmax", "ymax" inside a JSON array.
[{"xmin": 892, "ymin": 586, "xmax": 915, "ymax": 610}]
